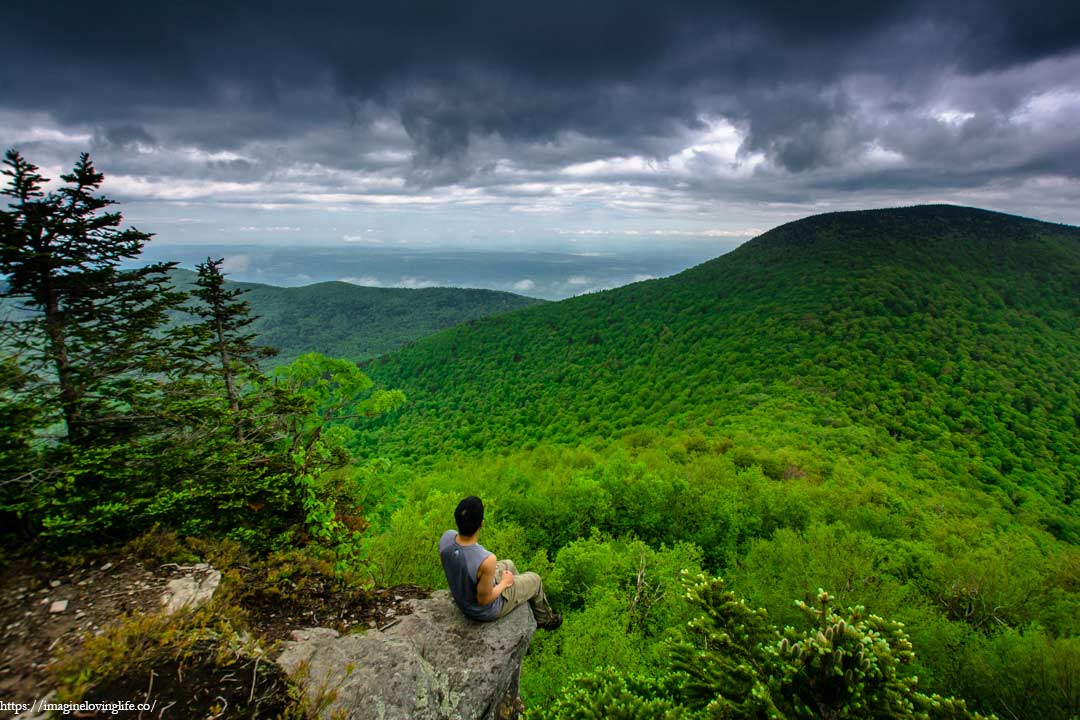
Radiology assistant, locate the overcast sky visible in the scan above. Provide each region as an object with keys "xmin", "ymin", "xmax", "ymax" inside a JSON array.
[{"xmin": 3, "ymin": 0, "xmax": 1079, "ymax": 252}]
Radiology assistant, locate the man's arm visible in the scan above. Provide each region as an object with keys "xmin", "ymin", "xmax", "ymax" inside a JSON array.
[{"xmin": 476, "ymin": 554, "xmax": 514, "ymax": 605}]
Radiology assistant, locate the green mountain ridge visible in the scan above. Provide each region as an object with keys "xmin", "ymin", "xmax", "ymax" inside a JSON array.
[
  {"xmin": 361, "ymin": 204, "xmax": 1079, "ymax": 535},
  {"xmin": 352, "ymin": 205, "xmax": 1078, "ymax": 716},
  {"xmin": 167, "ymin": 269, "xmax": 544, "ymax": 364}
]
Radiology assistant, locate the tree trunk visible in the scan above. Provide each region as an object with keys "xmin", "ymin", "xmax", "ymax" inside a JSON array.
[
  {"xmin": 44, "ymin": 292, "xmax": 82, "ymax": 445},
  {"xmin": 215, "ymin": 312, "xmax": 242, "ymax": 441}
]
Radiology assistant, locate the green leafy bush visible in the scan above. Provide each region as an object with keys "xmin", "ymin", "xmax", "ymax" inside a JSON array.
[{"xmin": 534, "ymin": 575, "xmax": 990, "ymax": 720}]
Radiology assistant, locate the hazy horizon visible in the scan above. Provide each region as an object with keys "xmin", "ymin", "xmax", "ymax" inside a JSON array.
[{"xmin": 139, "ymin": 238, "xmax": 741, "ymax": 300}]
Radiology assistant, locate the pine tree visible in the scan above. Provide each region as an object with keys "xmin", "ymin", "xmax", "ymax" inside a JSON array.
[
  {"xmin": 0, "ymin": 149, "xmax": 184, "ymax": 447},
  {"xmin": 1, "ymin": 149, "xmax": 405, "ymax": 549},
  {"xmin": 1, "ymin": 150, "xmax": 188, "ymax": 541},
  {"xmin": 194, "ymin": 257, "xmax": 277, "ymax": 405},
  {"xmin": 178, "ymin": 257, "xmax": 276, "ymax": 437}
]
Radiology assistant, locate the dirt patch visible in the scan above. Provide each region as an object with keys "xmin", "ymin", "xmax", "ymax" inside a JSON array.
[
  {"xmin": 87, "ymin": 642, "xmax": 293, "ymax": 719},
  {"xmin": 236, "ymin": 573, "xmax": 430, "ymax": 643},
  {"xmin": 0, "ymin": 554, "xmax": 165, "ymax": 703},
  {"xmin": 0, "ymin": 552, "xmax": 430, "ymax": 715}
]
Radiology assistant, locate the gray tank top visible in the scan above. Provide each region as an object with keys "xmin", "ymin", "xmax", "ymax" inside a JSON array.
[{"xmin": 439, "ymin": 530, "xmax": 503, "ymax": 621}]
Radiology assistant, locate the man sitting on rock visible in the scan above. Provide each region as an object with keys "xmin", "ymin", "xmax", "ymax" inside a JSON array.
[{"xmin": 439, "ymin": 496, "xmax": 562, "ymax": 630}]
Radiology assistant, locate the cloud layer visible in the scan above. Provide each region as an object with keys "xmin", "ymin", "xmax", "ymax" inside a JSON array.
[{"xmin": 3, "ymin": 0, "xmax": 1079, "ymax": 241}]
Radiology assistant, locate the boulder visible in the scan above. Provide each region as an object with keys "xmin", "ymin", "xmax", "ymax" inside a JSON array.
[{"xmin": 277, "ymin": 590, "xmax": 536, "ymax": 720}]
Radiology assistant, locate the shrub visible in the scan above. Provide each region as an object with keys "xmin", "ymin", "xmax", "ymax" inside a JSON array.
[{"xmin": 533, "ymin": 574, "xmax": 990, "ymax": 720}]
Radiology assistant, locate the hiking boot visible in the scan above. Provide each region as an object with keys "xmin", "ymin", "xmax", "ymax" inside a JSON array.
[{"xmin": 538, "ymin": 614, "xmax": 562, "ymax": 630}]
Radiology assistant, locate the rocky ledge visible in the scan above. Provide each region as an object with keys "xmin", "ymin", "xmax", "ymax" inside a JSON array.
[{"xmin": 277, "ymin": 590, "xmax": 536, "ymax": 720}]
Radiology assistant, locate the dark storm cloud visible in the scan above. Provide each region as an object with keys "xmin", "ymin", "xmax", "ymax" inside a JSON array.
[
  {"xmin": 2, "ymin": 0, "xmax": 1078, "ymax": 206},
  {"xmin": 96, "ymin": 125, "xmax": 157, "ymax": 150}
]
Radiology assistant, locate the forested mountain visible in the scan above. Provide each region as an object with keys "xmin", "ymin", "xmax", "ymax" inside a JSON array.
[
  {"xmin": 352, "ymin": 205, "xmax": 1079, "ymax": 717},
  {"xmin": 167, "ymin": 269, "xmax": 543, "ymax": 364},
  {"xmin": 362, "ymin": 205, "xmax": 1079, "ymax": 534}
]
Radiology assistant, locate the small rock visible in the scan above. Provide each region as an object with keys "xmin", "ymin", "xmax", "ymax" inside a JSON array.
[
  {"xmin": 49, "ymin": 580, "xmax": 61, "ymax": 588},
  {"xmin": 289, "ymin": 628, "xmax": 340, "ymax": 643},
  {"xmin": 161, "ymin": 567, "xmax": 221, "ymax": 613},
  {"xmin": 99, "ymin": 562, "xmax": 113, "ymax": 572},
  {"xmin": 49, "ymin": 600, "xmax": 68, "ymax": 613}
]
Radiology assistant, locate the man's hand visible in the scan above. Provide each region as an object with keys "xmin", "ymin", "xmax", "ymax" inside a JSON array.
[{"xmin": 500, "ymin": 570, "xmax": 516, "ymax": 589}]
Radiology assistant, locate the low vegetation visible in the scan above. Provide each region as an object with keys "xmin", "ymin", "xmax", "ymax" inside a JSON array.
[{"xmin": 536, "ymin": 575, "xmax": 989, "ymax": 719}]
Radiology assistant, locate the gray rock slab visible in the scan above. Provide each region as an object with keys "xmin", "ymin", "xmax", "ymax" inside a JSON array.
[
  {"xmin": 161, "ymin": 567, "xmax": 222, "ymax": 614},
  {"xmin": 277, "ymin": 590, "xmax": 536, "ymax": 720}
]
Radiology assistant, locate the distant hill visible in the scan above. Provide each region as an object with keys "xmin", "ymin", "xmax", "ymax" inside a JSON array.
[
  {"xmin": 4, "ymin": 271, "xmax": 541, "ymax": 366},
  {"xmin": 360, "ymin": 205, "xmax": 1080, "ymax": 536},
  {"xmin": 168, "ymin": 269, "xmax": 544, "ymax": 365}
]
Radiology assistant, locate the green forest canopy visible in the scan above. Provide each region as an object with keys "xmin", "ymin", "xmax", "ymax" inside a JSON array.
[
  {"xmin": 353, "ymin": 205, "xmax": 1079, "ymax": 718},
  {"xmin": 360, "ymin": 205, "xmax": 1079, "ymax": 539}
]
